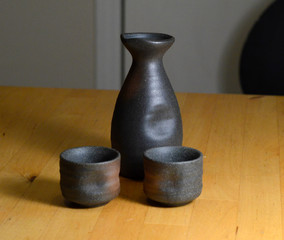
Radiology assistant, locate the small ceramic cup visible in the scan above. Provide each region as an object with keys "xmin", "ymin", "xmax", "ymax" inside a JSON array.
[
  {"xmin": 60, "ymin": 146, "xmax": 121, "ymax": 207},
  {"xmin": 143, "ymin": 146, "xmax": 203, "ymax": 206}
]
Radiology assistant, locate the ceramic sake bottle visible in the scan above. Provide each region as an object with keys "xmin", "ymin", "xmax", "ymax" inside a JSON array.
[{"xmin": 111, "ymin": 32, "xmax": 183, "ymax": 180}]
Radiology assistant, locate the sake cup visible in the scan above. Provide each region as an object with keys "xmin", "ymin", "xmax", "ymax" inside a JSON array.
[
  {"xmin": 143, "ymin": 146, "xmax": 203, "ymax": 206},
  {"xmin": 60, "ymin": 146, "xmax": 120, "ymax": 207}
]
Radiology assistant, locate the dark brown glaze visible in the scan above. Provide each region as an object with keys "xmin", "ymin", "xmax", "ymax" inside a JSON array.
[
  {"xmin": 111, "ymin": 33, "xmax": 183, "ymax": 180},
  {"xmin": 60, "ymin": 146, "xmax": 120, "ymax": 207},
  {"xmin": 143, "ymin": 146, "xmax": 203, "ymax": 206}
]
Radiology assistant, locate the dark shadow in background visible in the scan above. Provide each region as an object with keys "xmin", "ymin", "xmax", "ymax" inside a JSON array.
[{"xmin": 218, "ymin": 0, "xmax": 275, "ymax": 93}]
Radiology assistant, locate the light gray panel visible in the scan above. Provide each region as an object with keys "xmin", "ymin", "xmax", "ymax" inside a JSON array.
[
  {"xmin": 0, "ymin": 1, "xmax": 95, "ymax": 88},
  {"xmin": 95, "ymin": 0, "xmax": 122, "ymax": 90},
  {"xmin": 124, "ymin": 0, "xmax": 274, "ymax": 93}
]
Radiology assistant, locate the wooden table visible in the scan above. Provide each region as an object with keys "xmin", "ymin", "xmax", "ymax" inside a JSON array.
[{"xmin": 0, "ymin": 86, "xmax": 283, "ymax": 240}]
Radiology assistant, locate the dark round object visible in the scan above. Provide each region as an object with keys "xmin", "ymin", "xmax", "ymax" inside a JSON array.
[
  {"xmin": 59, "ymin": 146, "xmax": 120, "ymax": 207},
  {"xmin": 240, "ymin": 0, "xmax": 284, "ymax": 95},
  {"xmin": 111, "ymin": 32, "xmax": 183, "ymax": 180},
  {"xmin": 143, "ymin": 146, "xmax": 203, "ymax": 206}
]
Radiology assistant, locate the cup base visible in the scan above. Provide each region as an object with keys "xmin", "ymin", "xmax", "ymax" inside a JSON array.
[
  {"xmin": 146, "ymin": 198, "xmax": 193, "ymax": 207},
  {"xmin": 64, "ymin": 200, "xmax": 110, "ymax": 208}
]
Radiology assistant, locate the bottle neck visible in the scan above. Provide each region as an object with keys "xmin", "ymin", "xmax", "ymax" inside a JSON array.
[{"xmin": 130, "ymin": 58, "xmax": 166, "ymax": 76}]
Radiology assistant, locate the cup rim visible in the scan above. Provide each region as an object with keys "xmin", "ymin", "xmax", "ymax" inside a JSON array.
[
  {"xmin": 143, "ymin": 146, "xmax": 203, "ymax": 165},
  {"xmin": 60, "ymin": 146, "xmax": 121, "ymax": 166}
]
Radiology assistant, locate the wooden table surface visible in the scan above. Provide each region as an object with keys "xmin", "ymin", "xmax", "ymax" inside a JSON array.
[{"xmin": 0, "ymin": 86, "xmax": 284, "ymax": 240}]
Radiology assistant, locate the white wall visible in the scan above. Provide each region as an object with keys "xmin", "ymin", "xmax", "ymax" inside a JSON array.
[
  {"xmin": 0, "ymin": 1, "xmax": 95, "ymax": 88},
  {"xmin": 124, "ymin": 0, "xmax": 275, "ymax": 93},
  {"xmin": 0, "ymin": 1, "xmax": 276, "ymax": 93},
  {"xmin": 95, "ymin": 1, "xmax": 122, "ymax": 90}
]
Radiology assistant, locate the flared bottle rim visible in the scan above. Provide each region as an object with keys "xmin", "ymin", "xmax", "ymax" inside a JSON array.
[{"xmin": 121, "ymin": 32, "xmax": 175, "ymax": 44}]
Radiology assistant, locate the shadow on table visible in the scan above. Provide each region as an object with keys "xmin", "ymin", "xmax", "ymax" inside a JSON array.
[
  {"xmin": 1, "ymin": 174, "xmax": 186, "ymax": 209},
  {"xmin": 0, "ymin": 175, "xmax": 68, "ymax": 208},
  {"xmin": 0, "ymin": 88, "xmax": 112, "ymax": 159},
  {"xmin": 118, "ymin": 177, "xmax": 149, "ymax": 206},
  {"xmin": 118, "ymin": 177, "xmax": 190, "ymax": 208}
]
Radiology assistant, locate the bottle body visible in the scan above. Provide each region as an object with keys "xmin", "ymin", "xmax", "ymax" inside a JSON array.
[{"xmin": 111, "ymin": 33, "xmax": 183, "ymax": 180}]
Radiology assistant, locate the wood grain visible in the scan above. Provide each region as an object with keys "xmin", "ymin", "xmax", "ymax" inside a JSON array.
[
  {"xmin": 187, "ymin": 199, "xmax": 238, "ymax": 240},
  {"xmin": 237, "ymin": 96, "xmax": 282, "ymax": 240},
  {"xmin": 201, "ymin": 94, "xmax": 247, "ymax": 201},
  {"xmin": 277, "ymin": 96, "xmax": 284, "ymax": 239},
  {"xmin": 0, "ymin": 87, "xmax": 284, "ymax": 239}
]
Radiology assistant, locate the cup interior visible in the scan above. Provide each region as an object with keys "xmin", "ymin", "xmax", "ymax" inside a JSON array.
[
  {"xmin": 144, "ymin": 146, "xmax": 202, "ymax": 163},
  {"xmin": 60, "ymin": 146, "xmax": 120, "ymax": 164}
]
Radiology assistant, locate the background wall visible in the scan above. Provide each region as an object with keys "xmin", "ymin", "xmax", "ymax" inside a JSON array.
[
  {"xmin": 0, "ymin": 0, "xmax": 275, "ymax": 93},
  {"xmin": 124, "ymin": 0, "xmax": 275, "ymax": 93},
  {"xmin": 0, "ymin": 0, "xmax": 95, "ymax": 88}
]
